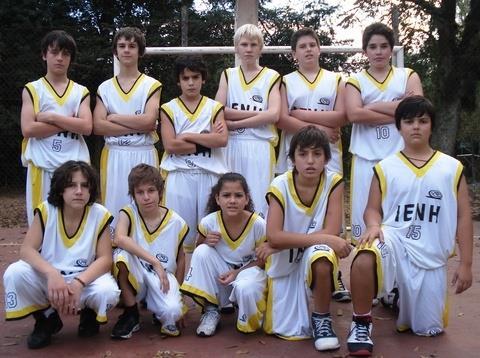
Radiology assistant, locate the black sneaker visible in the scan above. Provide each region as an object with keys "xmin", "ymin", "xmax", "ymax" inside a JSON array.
[
  {"xmin": 111, "ymin": 309, "xmax": 140, "ymax": 339},
  {"xmin": 78, "ymin": 308, "xmax": 100, "ymax": 337},
  {"xmin": 347, "ymin": 315, "xmax": 373, "ymax": 356},
  {"xmin": 311, "ymin": 313, "xmax": 340, "ymax": 351},
  {"xmin": 27, "ymin": 310, "xmax": 63, "ymax": 349},
  {"xmin": 332, "ymin": 271, "xmax": 352, "ymax": 302}
]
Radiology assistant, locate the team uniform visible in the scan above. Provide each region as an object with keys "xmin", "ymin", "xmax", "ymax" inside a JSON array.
[
  {"xmin": 347, "ymin": 66, "xmax": 415, "ymax": 244},
  {"xmin": 97, "ymin": 74, "xmax": 162, "ymax": 224},
  {"xmin": 223, "ymin": 66, "xmax": 281, "ymax": 218},
  {"xmin": 264, "ymin": 170, "xmax": 342, "ymax": 339},
  {"xmin": 4, "ymin": 202, "xmax": 119, "ymax": 323},
  {"xmin": 355, "ymin": 151, "xmax": 463, "ymax": 335},
  {"xmin": 21, "ymin": 77, "xmax": 90, "ymax": 225},
  {"xmin": 180, "ymin": 211, "xmax": 267, "ymax": 333},
  {"xmin": 277, "ymin": 69, "xmax": 343, "ymax": 175},
  {"xmin": 113, "ymin": 204, "xmax": 188, "ymax": 326},
  {"xmin": 160, "ymin": 96, "xmax": 228, "ymax": 253}
]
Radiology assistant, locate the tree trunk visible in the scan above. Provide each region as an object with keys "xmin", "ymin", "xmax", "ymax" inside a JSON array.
[{"xmin": 431, "ymin": 97, "xmax": 461, "ymax": 155}]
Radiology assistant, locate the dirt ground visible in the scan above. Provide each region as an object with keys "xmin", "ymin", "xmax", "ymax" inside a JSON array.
[{"xmin": 0, "ymin": 192, "xmax": 479, "ymax": 357}]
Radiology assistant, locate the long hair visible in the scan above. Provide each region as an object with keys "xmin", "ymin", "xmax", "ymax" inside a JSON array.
[{"xmin": 205, "ymin": 173, "xmax": 254, "ymax": 215}]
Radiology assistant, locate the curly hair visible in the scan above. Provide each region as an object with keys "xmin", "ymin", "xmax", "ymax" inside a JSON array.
[
  {"xmin": 205, "ymin": 173, "xmax": 254, "ymax": 215},
  {"xmin": 47, "ymin": 161, "xmax": 99, "ymax": 207}
]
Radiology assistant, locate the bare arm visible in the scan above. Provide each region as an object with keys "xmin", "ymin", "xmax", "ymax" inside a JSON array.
[
  {"xmin": 452, "ymin": 175, "xmax": 473, "ymax": 294},
  {"xmin": 175, "ymin": 249, "xmax": 185, "ymax": 284},
  {"xmin": 178, "ymin": 111, "xmax": 228, "ymax": 148},
  {"xmin": 106, "ymin": 90, "xmax": 159, "ymax": 131},
  {"xmin": 160, "ymin": 111, "xmax": 196, "ymax": 155},
  {"xmin": 21, "ymin": 88, "xmax": 63, "ymax": 138},
  {"xmin": 345, "ymin": 84, "xmax": 394, "ymax": 125},
  {"xmin": 317, "ymin": 181, "xmax": 343, "ymax": 236},
  {"xmin": 215, "ymin": 72, "xmax": 255, "ymax": 121},
  {"xmin": 364, "ymin": 73, "xmax": 423, "ymax": 116},
  {"xmin": 360, "ymin": 175, "xmax": 384, "ymax": 248}
]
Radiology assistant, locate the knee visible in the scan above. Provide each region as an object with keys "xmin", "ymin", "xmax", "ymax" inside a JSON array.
[
  {"xmin": 351, "ymin": 252, "xmax": 375, "ymax": 274},
  {"xmin": 4, "ymin": 261, "xmax": 32, "ymax": 284},
  {"xmin": 192, "ymin": 244, "xmax": 215, "ymax": 262},
  {"xmin": 312, "ymin": 257, "xmax": 333, "ymax": 279}
]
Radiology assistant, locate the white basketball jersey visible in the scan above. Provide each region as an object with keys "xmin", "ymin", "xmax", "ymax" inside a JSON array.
[
  {"xmin": 36, "ymin": 201, "xmax": 112, "ymax": 275},
  {"xmin": 97, "ymin": 74, "xmax": 161, "ymax": 146},
  {"xmin": 348, "ymin": 67, "xmax": 414, "ymax": 160},
  {"xmin": 375, "ymin": 151, "xmax": 463, "ymax": 269},
  {"xmin": 122, "ymin": 204, "xmax": 189, "ymax": 274},
  {"xmin": 266, "ymin": 169, "xmax": 342, "ymax": 278},
  {"xmin": 198, "ymin": 211, "xmax": 266, "ymax": 267},
  {"xmin": 160, "ymin": 96, "xmax": 228, "ymax": 175},
  {"xmin": 225, "ymin": 66, "xmax": 280, "ymax": 144},
  {"xmin": 22, "ymin": 78, "xmax": 90, "ymax": 171},
  {"xmin": 277, "ymin": 69, "xmax": 342, "ymax": 174}
]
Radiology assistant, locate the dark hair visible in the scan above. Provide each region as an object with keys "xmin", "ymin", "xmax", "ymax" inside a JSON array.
[
  {"xmin": 128, "ymin": 164, "xmax": 164, "ymax": 198},
  {"xmin": 41, "ymin": 30, "xmax": 77, "ymax": 62},
  {"xmin": 205, "ymin": 173, "xmax": 254, "ymax": 214},
  {"xmin": 113, "ymin": 27, "xmax": 146, "ymax": 57},
  {"xmin": 394, "ymin": 95, "xmax": 436, "ymax": 130},
  {"xmin": 48, "ymin": 161, "xmax": 99, "ymax": 207},
  {"xmin": 362, "ymin": 22, "xmax": 394, "ymax": 51},
  {"xmin": 175, "ymin": 55, "xmax": 208, "ymax": 82},
  {"xmin": 288, "ymin": 125, "xmax": 331, "ymax": 163},
  {"xmin": 291, "ymin": 27, "xmax": 320, "ymax": 51}
]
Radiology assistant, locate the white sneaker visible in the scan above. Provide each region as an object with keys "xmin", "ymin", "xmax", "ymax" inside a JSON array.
[
  {"xmin": 347, "ymin": 316, "xmax": 373, "ymax": 356},
  {"xmin": 311, "ymin": 313, "xmax": 340, "ymax": 351},
  {"xmin": 332, "ymin": 271, "xmax": 352, "ymax": 302},
  {"xmin": 196, "ymin": 310, "xmax": 220, "ymax": 337}
]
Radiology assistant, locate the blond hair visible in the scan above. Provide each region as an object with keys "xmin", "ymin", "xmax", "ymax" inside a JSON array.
[{"xmin": 233, "ymin": 24, "xmax": 264, "ymax": 50}]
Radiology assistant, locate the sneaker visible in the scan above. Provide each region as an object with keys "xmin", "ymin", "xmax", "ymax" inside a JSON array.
[
  {"xmin": 417, "ymin": 327, "xmax": 443, "ymax": 337},
  {"xmin": 347, "ymin": 316, "xmax": 373, "ymax": 356},
  {"xmin": 380, "ymin": 288, "xmax": 399, "ymax": 314},
  {"xmin": 78, "ymin": 308, "xmax": 99, "ymax": 337},
  {"xmin": 196, "ymin": 309, "xmax": 221, "ymax": 337},
  {"xmin": 311, "ymin": 313, "xmax": 340, "ymax": 351},
  {"xmin": 332, "ymin": 271, "xmax": 352, "ymax": 302},
  {"xmin": 111, "ymin": 310, "xmax": 140, "ymax": 339},
  {"xmin": 161, "ymin": 324, "xmax": 180, "ymax": 337},
  {"xmin": 27, "ymin": 310, "xmax": 63, "ymax": 349}
]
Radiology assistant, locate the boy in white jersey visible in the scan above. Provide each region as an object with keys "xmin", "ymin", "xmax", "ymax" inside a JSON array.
[
  {"xmin": 3, "ymin": 161, "xmax": 119, "ymax": 349},
  {"xmin": 21, "ymin": 30, "xmax": 92, "ymax": 226},
  {"xmin": 111, "ymin": 164, "xmax": 188, "ymax": 339},
  {"xmin": 256, "ymin": 126, "xmax": 352, "ymax": 352},
  {"xmin": 160, "ymin": 56, "xmax": 228, "ymax": 256},
  {"xmin": 93, "ymin": 27, "xmax": 162, "ymax": 224},
  {"xmin": 347, "ymin": 96, "xmax": 473, "ymax": 356},
  {"xmin": 277, "ymin": 27, "xmax": 350, "ymax": 303},
  {"xmin": 215, "ymin": 24, "xmax": 281, "ymax": 218},
  {"xmin": 345, "ymin": 23, "xmax": 423, "ymax": 245}
]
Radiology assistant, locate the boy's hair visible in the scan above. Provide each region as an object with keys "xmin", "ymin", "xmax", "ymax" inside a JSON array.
[
  {"xmin": 128, "ymin": 164, "xmax": 164, "ymax": 198},
  {"xmin": 395, "ymin": 95, "xmax": 436, "ymax": 130},
  {"xmin": 205, "ymin": 172, "xmax": 254, "ymax": 214},
  {"xmin": 41, "ymin": 30, "xmax": 77, "ymax": 62},
  {"xmin": 291, "ymin": 27, "xmax": 320, "ymax": 51},
  {"xmin": 362, "ymin": 22, "xmax": 394, "ymax": 50},
  {"xmin": 288, "ymin": 125, "xmax": 331, "ymax": 162},
  {"xmin": 48, "ymin": 161, "xmax": 99, "ymax": 207},
  {"xmin": 113, "ymin": 27, "xmax": 146, "ymax": 57},
  {"xmin": 175, "ymin": 55, "xmax": 208, "ymax": 82},
  {"xmin": 233, "ymin": 24, "xmax": 264, "ymax": 50}
]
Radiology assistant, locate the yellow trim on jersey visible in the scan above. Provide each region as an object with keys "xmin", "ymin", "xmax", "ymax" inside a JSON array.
[
  {"xmin": 82, "ymin": 87, "xmax": 90, "ymax": 99},
  {"xmin": 267, "ymin": 186, "xmax": 285, "ymax": 209},
  {"xmin": 113, "ymin": 257, "xmax": 140, "ymax": 294},
  {"xmin": 58, "ymin": 205, "xmax": 90, "ymax": 248},
  {"xmin": 350, "ymin": 155, "xmax": 356, "ymax": 229},
  {"xmin": 180, "ymin": 283, "xmax": 218, "ymax": 306},
  {"xmin": 364, "ymin": 67, "xmax": 394, "ymax": 91},
  {"xmin": 296, "ymin": 69, "xmax": 325, "ymax": 90},
  {"xmin": 5, "ymin": 303, "xmax": 50, "ymax": 320},
  {"xmin": 160, "ymin": 104, "xmax": 175, "ymax": 126},
  {"xmin": 96, "ymin": 314, "xmax": 107, "ymax": 323},
  {"xmin": 100, "ymin": 146, "xmax": 109, "ymax": 204},
  {"xmin": 217, "ymin": 211, "xmax": 258, "ymax": 251},
  {"xmin": 453, "ymin": 163, "xmax": 463, "ymax": 198},
  {"xmin": 286, "ymin": 170, "xmax": 325, "ymax": 216},
  {"xmin": 25, "ymin": 83, "xmax": 40, "ymax": 114},
  {"xmin": 147, "ymin": 80, "xmax": 162, "ymax": 99},
  {"xmin": 374, "ymin": 163, "xmax": 387, "ymax": 203},
  {"xmin": 37, "ymin": 202, "xmax": 48, "ymax": 225},
  {"xmin": 139, "ymin": 208, "xmax": 173, "ymax": 244},
  {"xmin": 211, "ymin": 102, "xmax": 224, "ymax": 123},
  {"xmin": 95, "ymin": 211, "xmax": 113, "ymax": 240},
  {"xmin": 41, "ymin": 77, "xmax": 74, "ymax": 106},
  {"xmin": 442, "ymin": 289, "xmax": 449, "ymax": 328},
  {"xmin": 175, "ymin": 96, "xmax": 208, "ymax": 122},
  {"xmin": 30, "ymin": 164, "xmax": 44, "ymax": 213},
  {"xmin": 113, "ymin": 73, "xmax": 145, "ymax": 102},
  {"xmin": 346, "ymin": 77, "xmax": 360, "ymax": 92},
  {"xmin": 398, "ymin": 151, "xmax": 442, "ymax": 178},
  {"xmin": 238, "ymin": 66, "xmax": 269, "ymax": 91},
  {"xmin": 305, "ymin": 249, "xmax": 339, "ymax": 290},
  {"xmin": 237, "ymin": 291, "xmax": 266, "ymax": 333}
]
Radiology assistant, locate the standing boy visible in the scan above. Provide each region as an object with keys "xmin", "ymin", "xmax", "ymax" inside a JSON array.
[
  {"xmin": 93, "ymin": 27, "xmax": 161, "ymax": 224},
  {"xmin": 21, "ymin": 30, "xmax": 92, "ymax": 225},
  {"xmin": 346, "ymin": 23, "xmax": 423, "ymax": 244},
  {"xmin": 111, "ymin": 164, "xmax": 188, "ymax": 339},
  {"xmin": 4, "ymin": 161, "xmax": 119, "ymax": 349},
  {"xmin": 215, "ymin": 24, "xmax": 281, "ymax": 218},
  {"xmin": 160, "ymin": 56, "xmax": 228, "ymax": 255},
  {"xmin": 347, "ymin": 96, "xmax": 473, "ymax": 356}
]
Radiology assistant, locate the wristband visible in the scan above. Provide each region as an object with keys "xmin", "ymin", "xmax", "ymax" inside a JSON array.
[{"xmin": 73, "ymin": 276, "xmax": 86, "ymax": 288}]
